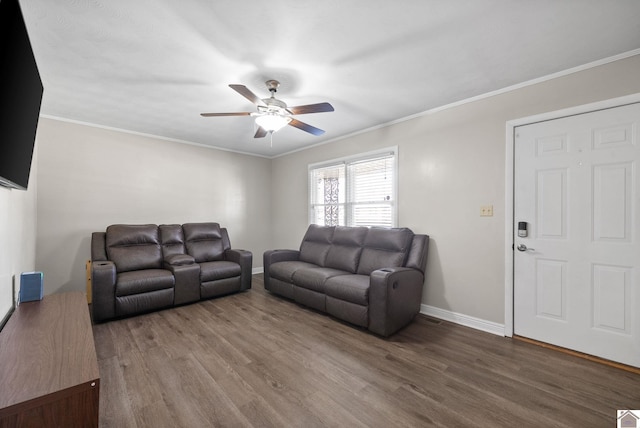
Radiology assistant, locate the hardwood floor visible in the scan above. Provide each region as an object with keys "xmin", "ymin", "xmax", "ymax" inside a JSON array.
[{"xmin": 93, "ymin": 275, "xmax": 640, "ymax": 427}]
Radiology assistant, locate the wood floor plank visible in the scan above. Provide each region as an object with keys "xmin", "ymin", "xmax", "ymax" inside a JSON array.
[
  {"xmin": 94, "ymin": 274, "xmax": 640, "ymax": 428},
  {"xmin": 118, "ymin": 347, "xmax": 164, "ymax": 411},
  {"xmin": 97, "ymin": 355, "xmax": 138, "ymax": 428},
  {"xmin": 230, "ymin": 360, "xmax": 328, "ymax": 427},
  {"xmin": 91, "ymin": 322, "xmax": 116, "ymax": 361},
  {"xmin": 236, "ymin": 397, "xmax": 289, "ymax": 428},
  {"xmin": 133, "ymin": 399, "xmax": 179, "ymax": 428},
  {"xmin": 214, "ymin": 370, "xmax": 289, "ymax": 428},
  {"xmin": 442, "ymin": 361, "xmax": 604, "ymax": 427},
  {"xmin": 144, "ymin": 348, "xmax": 252, "ymax": 427},
  {"xmin": 302, "ymin": 390, "xmax": 371, "ymax": 428}
]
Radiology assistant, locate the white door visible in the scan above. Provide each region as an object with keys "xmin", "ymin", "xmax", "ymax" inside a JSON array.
[{"xmin": 514, "ymin": 102, "xmax": 640, "ymax": 367}]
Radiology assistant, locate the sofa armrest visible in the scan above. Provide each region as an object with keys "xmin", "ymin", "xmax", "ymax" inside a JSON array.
[
  {"xmin": 263, "ymin": 249, "xmax": 300, "ymax": 265},
  {"xmin": 91, "ymin": 232, "xmax": 108, "ymax": 261},
  {"xmin": 165, "ymin": 262, "xmax": 201, "ymax": 305},
  {"xmin": 91, "ymin": 260, "xmax": 117, "ymax": 323},
  {"xmin": 263, "ymin": 249, "xmax": 300, "ymax": 289},
  {"xmin": 163, "ymin": 254, "xmax": 195, "ymax": 267},
  {"xmin": 368, "ymin": 267, "xmax": 425, "ymax": 337},
  {"xmin": 225, "ymin": 249, "xmax": 253, "ymax": 291}
]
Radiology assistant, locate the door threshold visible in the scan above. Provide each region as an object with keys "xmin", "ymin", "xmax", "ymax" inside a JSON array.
[{"xmin": 513, "ymin": 335, "xmax": 640, "ymax": 375}]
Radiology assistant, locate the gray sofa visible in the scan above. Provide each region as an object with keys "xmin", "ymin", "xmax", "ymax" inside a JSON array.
[
  {"xmin": 91, "ymin": 222, "xmax": 252, "ymax": 322},
  {"xmin": 263, "ymin": 225, "xmax": 429, "ymax": 336}
]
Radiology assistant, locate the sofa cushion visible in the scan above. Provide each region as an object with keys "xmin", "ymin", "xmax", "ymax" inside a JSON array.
[
  {"xmin": 326, "ymin": 296, "xmax": 368, "ymax": 327},
  {"xmin": 324, "ymin": 274, "xmax": 370, "ymax": 306},
  {"xmin": 106, "ymin": 224, "xmax": 162, "ymax": 273},
  {"xmin": 293, "ymin": 286, "xmax": 326, "ymax": 312},
  {"xmin": 160, "ymin": 224, "xmax": 186, "ymax": 258},
  {"xmin": 270, "ymin": 261, "xmax": 319, "ymax": 283},
  {"xmin": 116, "ymin": 288, "xmax": 174, "ymax": 317},
  {"xmin": 292, "ymin": 267, "xmax": 350, "ymax": 293},
  {"xmin": 299, "ymin": 225, "xmax": 334, "ymax": 266},
  {"xmin": 183, "ymin": 223, "xmax": 225, "ymax": 262},
  {"xmin": 325, "ymin": 226, "xmax": 367, "ymax": 273},
  {"xmin": 116, "ymin": 269, "xmax": 174, "ymax": 297},
  {"xmin": 201, "ymin": 277, "xmax": 241, "ymax": 299},
  {"xmin": 164, "ymin": 254, "xmax": 195, "ymax": 266},
  {"xmin": 267, "ymin": 277, "xmax": 295, "ymax": 299},
  {"xmin": 357, "ymin": 228, "xmax": 414, "ymax": 275},
  {"xmin": 200, "ymin": 260, "xmax": 241, "ymax": 282}
]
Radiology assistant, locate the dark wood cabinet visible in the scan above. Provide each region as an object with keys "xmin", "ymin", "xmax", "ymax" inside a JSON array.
[{"xmin": 0, "ymin": 292, "xmax": 100, "ymax": 427}]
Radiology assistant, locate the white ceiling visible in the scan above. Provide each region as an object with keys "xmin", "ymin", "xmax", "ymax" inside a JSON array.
[{"xmin": 19, "ymin": 0, "xmax": 640, "ymax": 158}]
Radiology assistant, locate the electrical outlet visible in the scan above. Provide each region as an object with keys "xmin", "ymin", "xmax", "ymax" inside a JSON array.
[{"xmin": 480, "ymin": 205, "xmax": 493, "ymax": 217}]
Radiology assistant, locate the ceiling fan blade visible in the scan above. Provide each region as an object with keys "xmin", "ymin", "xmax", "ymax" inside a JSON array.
[
  {"xmin": 288, "ymin": 118, "xmax": 325, "ymax": 136},
  {"xmin": 287, "ymin": 102, "xmax": 334, "ymax": 115},
  {"xmin": 200, "ymin": 112, "xmax": 252, "ymax": 117},
  {"xmin": 254, "ymin": 127, "xmax": 268, "ymax": 138},
  {"xmin": 229, "ymin": 84, "xmax": 266, "ymax": 106}
]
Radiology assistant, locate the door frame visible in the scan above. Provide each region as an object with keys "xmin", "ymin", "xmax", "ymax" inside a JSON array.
[{"xmin": 503, "ymin": 93, "xmax": 640, "ymax": 337}]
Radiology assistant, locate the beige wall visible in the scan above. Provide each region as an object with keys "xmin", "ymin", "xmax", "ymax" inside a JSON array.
[
  {"xmin": 30, "ymin": 55, "xmax": 640, "ymax": 325},
  {"xmin": 271, "ymin": 55, "xmax": 640, "ymax": 325},
  {"xmin": 0, "ymin": 148, "xmax": 38, "ymax": 322},
  {"xmin": 35, "ymin": 118, "xmax": 272, "ymax": 295}
]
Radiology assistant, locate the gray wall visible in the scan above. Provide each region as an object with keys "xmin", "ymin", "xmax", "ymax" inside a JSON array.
[
  {"xmin": 270, "ymin": 54, "xmax": 640, "ymax": 325},
  {"xmin": 35, "ymin": 118, "xmax": 272, "ymax": 295}
]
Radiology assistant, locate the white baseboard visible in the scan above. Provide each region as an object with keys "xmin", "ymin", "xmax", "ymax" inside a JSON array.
[
  {"xmin": 252, "ymin": 267, "xmax": 264, "ymax": 275},
  {"xmin": 420, "ymin": 304, "xmax": 505, "ymax": 337}
]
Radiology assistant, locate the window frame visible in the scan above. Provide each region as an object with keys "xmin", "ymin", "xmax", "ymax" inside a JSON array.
[{"xmin": 308, "ymin": 146, "xmax": 398, "ymax": 228}]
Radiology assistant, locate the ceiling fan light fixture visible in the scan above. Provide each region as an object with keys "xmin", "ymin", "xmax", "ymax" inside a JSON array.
[
  {"xmin": 255, "ymin": 113, "xmax": 291, "ymax": 132},
  {"xmin": 201, "ymin": 81, "xmax": 333, "ymax": 138}
]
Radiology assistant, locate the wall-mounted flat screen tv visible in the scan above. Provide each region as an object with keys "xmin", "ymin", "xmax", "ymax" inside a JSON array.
[{"xmin": 0, "ymin": 0, "xmax": 43, "ymax": 191}]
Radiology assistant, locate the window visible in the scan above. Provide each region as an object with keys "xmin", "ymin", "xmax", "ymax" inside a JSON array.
[{"xmin": 309, "ymin": 147, "xmax": 397, "ymax": 227}]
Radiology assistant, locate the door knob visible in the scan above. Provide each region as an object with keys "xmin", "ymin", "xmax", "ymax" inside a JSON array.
[{"xmin": 517, "ymin": 244, "xmax": 534, "ymax": 252}]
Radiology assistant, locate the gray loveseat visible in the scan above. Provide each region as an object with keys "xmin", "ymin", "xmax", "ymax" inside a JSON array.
[
  {"xmin": 91, "ymin": 222, "xmax": 252, "ymax": 322},
  {"xmin": 263, "ymin": 225, "xmax": 429, "ymax": 336}
]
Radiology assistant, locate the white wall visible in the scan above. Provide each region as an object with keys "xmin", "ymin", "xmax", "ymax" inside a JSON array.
[
  {"xmin": 0, "ymin": 147, "xmax": 38, "ymax": 325},
  {"xmin": 271, "ymin": 54, "xmax": 640, "ymax": 325},
  {"xmin": 35, "ymin": 118, "xmax": 271, "ymax": 295}
]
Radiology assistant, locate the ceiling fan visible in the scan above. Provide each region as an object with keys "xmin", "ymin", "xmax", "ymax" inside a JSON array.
[{"xmin": 201, "ymin": 80, "xmax": 334, "ymax": 138}]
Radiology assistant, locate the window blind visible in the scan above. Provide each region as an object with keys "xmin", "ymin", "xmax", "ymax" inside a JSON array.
[{"xmin": 309, "ymin": 148, "xmax": 397, "ymax": 227}]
